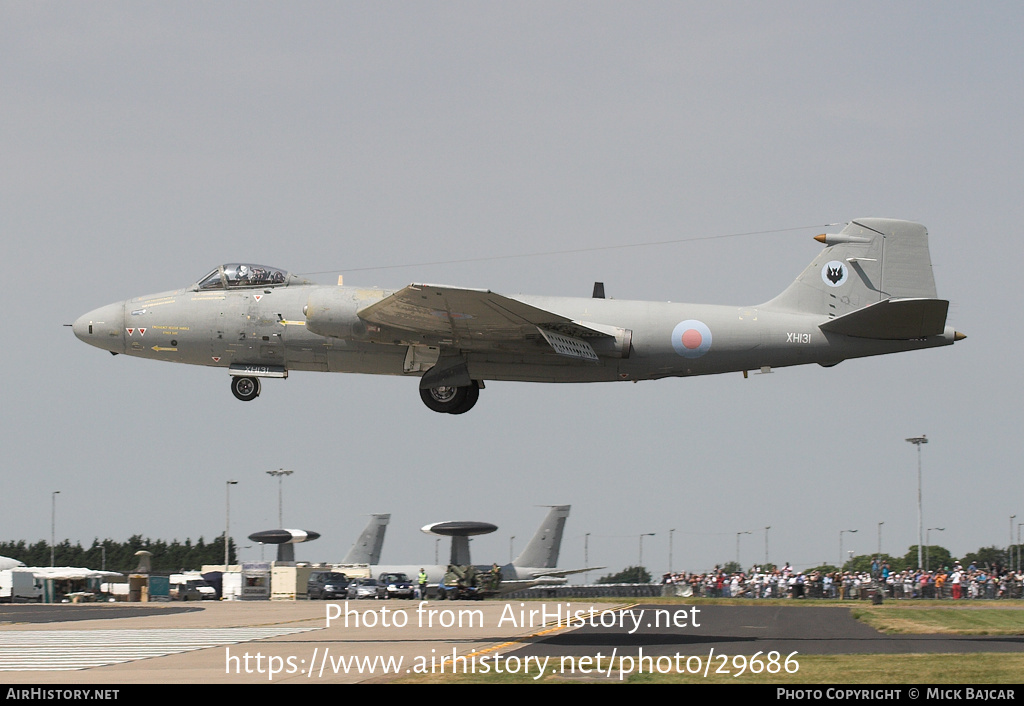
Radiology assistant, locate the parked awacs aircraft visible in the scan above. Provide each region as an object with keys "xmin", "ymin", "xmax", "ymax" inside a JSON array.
[
  {"xmin": 341, "ymin": 505, "xmax": 596, "ymax": 593},
  {"xmin": 73, "ymin": 218, "xmax": 964, "ymax": 414}
]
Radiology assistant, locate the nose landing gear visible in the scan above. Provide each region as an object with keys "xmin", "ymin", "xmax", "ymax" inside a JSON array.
[{"xmin": 230, "ymin": 376, "xmax": 261, "ymax": 401}]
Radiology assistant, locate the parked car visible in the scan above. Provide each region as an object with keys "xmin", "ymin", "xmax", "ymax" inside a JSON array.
[
  {"xmin": 172, "ymin": 579, "xmax": 217, "ymax": 601},
  {"xmin": 346, "ymin": 577, "xmax": 378, "ymax": 600},
  {"xmin": 376, "ymin": 572, "xmax": 415, "ymax": 600},
  {"xmin": 307, "ymin": 572, "xmax": 350, "ymax": 600}
]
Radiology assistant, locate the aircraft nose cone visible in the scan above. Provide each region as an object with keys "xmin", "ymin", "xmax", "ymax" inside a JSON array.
[{"xmin": 73, "ymin": 302, "xmax": 125, "ymax": 354}]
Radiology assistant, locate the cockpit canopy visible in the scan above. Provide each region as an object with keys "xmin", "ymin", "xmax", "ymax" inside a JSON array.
[{"xmin": 196, "ymin": 264, "xmax": 289, "ymax": 290}]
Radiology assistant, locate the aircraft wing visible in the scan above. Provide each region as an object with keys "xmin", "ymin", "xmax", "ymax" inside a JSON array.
[
  {"xmin": 357, "ymin": 284, "xmax": 613, "ymax": 360},
  {"xmin": 522, "ymin": 566, "xmax": 605, "ymax": 579},
  {"xmin": 493, "ymin": 576, "xmax": 567, "ymax": 595}
]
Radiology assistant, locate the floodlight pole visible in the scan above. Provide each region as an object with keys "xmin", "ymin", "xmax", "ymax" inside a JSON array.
[
  {"xmin": 638, "ymin": 533, "xmax": 655, "ymax": 570},
  {"xmin": 840, "ymin": 529, "xmax": 858, "ymax": 570},
  {"xmin": 669, "ymin": 528, "xmax": 675, "ymax": 574},
  {"xmin": 225, "ymin": 480, "xmax": 238, "ymax": 571},
  {"xmin": 50, "ymin": 491, "xmax": 60, "ymax": 567},
  {"xmin": 584, "ymin": 533, "xmax": 591, "ymax": 584},
  {"xmin": 736, "ymin": 531, "xmax": 751, "ymax": 568},
  {"xmin": 764, "ymin": 526, "xmax": 771, "ymax": 567},
  {"xmin": 266, "ymin": 469, "xmax": 294, "ymax": 527},
  {"xmin": 906, "ymin": 436, "xmax": 928, "ymax": 569},
  {"xmin": 1011, "ymin": 520, "xmax": 1019, "ymax": 573},
  {"xmin": 926, "ymin": 528, "xmax": 944, "ymax": 571},
  {"xmin": 1011, "ymin": 515, "xmax": 1017, "ymax": 572}
]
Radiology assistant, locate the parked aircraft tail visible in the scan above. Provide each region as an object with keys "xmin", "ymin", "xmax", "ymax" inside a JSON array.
[
  {"xmin": 762, "ymin": 218, "xmax": 953, "ymax": 338},
  {"xmin": 0, "ymin": 555, "xmax": 25, "ymax": 570},
  {"xmin": 342, "ymin": 513, "xmax": 390, "ymax": 565},
  {"xmin": 513, "ymin": 505, "xmax": 570, "ymax": 569}
]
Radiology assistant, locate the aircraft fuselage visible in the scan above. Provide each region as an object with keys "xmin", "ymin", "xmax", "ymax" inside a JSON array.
[{"xmin": 74, "ymin": 283, "xmax": 956, "ymax": 382}]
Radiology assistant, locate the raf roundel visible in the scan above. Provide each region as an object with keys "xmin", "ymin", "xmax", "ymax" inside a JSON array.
[
  {"xmin": 671, "ymin": 319, "xmax": 712, "ymax": 358},
  {"xmin": 821, "ymin": 260, "xmax": 848, "ymax": 287}
]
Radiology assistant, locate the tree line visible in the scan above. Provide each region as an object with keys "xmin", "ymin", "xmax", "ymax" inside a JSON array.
[
  {"xmin": 824, "ymin": 544, "xmax": 1022, "ymax": 575},
  {"xmin": 722, "ymin": 545, "xmax": 1020, "ymax": 577},
  {"xmin": 0, "ymin": 535, "xmax": 237, "ymax": 573}
]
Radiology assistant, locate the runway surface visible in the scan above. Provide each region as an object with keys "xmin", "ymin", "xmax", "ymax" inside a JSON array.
[
  {"xmin": 1, "ymin": 601, "xmax": 1021, "ymax": 683},
  {"xmin": 510, "ymin": 604, "xmax": 1024, "ymax": 657}
]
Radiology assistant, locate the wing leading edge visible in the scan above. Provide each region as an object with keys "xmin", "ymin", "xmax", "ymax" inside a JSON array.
[{"xmin": 357, "ymin": 284, "xmax": 612, "ymax": 361}]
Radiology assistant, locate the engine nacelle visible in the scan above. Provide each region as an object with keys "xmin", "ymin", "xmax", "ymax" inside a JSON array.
[
  {"xmin": 578, "ymin": 321, "xmax": 632, "ymax": 359},
  {"xmin": 304, "ymin": 288, "xmax": 370, "ymax": 339}
]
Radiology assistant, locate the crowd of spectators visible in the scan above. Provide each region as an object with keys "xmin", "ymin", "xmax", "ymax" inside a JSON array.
[{"xmin": 661, "ymin": 559, "xmax": 1023, "ymax": 600}]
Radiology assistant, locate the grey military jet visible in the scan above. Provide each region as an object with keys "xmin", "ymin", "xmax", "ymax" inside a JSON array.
[{"xmin": 73, "ymin": 218, "xmax": 964, "ymax": 414}]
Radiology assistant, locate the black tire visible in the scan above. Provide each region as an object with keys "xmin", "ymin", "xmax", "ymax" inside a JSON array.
[
  {"xmin": 419, "ymin": 380, "xmax": 479, "ymax": 414},
  {"xmin": 231, "ymin": 376, "xmax": 261, "ymax": 401},
  {"xmin": 447, "ymin": 381, "xmax": 480, "ymax": 415}
]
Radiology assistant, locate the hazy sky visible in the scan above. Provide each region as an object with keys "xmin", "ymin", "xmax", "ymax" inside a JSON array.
[{"xmin": 2, "ymin": 2, "xmax": 1021, "ymax": 577}]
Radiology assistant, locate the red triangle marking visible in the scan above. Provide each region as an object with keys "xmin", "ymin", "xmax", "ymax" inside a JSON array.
[{"xmin": 126, "ymin": 328, "xmax": 134, "ymax": 336}]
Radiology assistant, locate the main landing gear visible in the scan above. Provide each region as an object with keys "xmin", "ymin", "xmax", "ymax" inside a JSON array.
[
  {"xmin": 419, "ymin": 380, "xmax": 480, "ymax": 414},
  {"xmin": 230, "ymin": 376, "xmax": 261, "ymax": 401},
  {"xmin": 227, "ymin": 369, "xmax": 480, "ymax": 413}
]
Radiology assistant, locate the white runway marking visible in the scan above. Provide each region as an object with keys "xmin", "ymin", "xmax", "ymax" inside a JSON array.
[{"xmin": 0, "ymin": 627, "xmax": 320, "ymax": 671}]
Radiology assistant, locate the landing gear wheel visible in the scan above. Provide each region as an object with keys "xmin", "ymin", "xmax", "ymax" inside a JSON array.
[
  {"xmin": 419, "ymin": 380, "xmax": 480, "ymax": 414},
  {"xmin": 448, "ymin": 381, "xmax": 479, "ymax": 415},
  {"xmin": 231, "ymin": 376, "xmax": 261, "ymax": 401}
]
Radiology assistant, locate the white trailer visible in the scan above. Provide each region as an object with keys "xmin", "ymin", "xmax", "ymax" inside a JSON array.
[{"xmin": 0, "ymin": 570, "xmax": 42, "ymax": 602}]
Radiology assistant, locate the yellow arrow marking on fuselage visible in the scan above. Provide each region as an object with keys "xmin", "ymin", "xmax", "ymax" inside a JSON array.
[
  {"xmin": 277, "ymin": 320, "xmax": 306, "ymax": 326},
  {"xmin": 151, "ymin": 346, "xmax": 178, "ymax": 352}
]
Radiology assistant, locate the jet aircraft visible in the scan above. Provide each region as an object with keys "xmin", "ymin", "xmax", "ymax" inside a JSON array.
[
  {"xmin": 73, "ymin": 218, "xmax": 964, "ymax": 414},
  {"xmin": 350, "ymin": 505, "xmax": 594, "ymax": 594}
]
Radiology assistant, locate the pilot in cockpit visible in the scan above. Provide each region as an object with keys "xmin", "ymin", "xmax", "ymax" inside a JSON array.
[{"xmin": 200, "ymin": 264, "xmax": 288, "ymax": 290}]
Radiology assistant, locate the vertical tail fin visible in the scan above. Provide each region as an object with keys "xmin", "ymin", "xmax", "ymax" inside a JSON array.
[
  {"xmin": 342, "ymin": 513, "xmax": 390, "ymax": 565},
  {"xmin": 762, "ymin": 218, "xmax": 939, "ymax": 320},
  {"xmin": 513, "ymin": 505, "xmax": 570, "ymax": 569}
]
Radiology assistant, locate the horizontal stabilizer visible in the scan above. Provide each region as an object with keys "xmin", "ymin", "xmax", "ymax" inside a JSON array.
[
  {"xmin": 524, "ymin": 566, "xmax": 605, "ymax": 579},
  {"xmin": 819, "ymin": 298, "xmax": 949, "ymax": 340}
]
